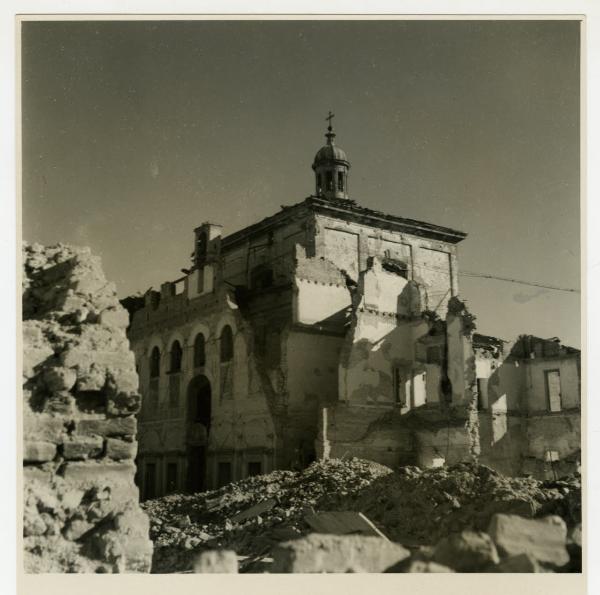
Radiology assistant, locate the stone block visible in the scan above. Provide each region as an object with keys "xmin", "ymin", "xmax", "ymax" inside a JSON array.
[
  {"xmin": 76, "ymin": 417, "xmax": 136, "ymax": 438},
  {"xmin": 68, "ymin": 273, "xmax": 107, "ymax": 297},
  {"xmin": 59, "ymin": 488, "xmax": 85, "ymax": 511},
  {"xmin": 23, "ymin": 413, "xmax": 65, "ymax": 443},
  {"xmin": 89, "ymin": 507, "xmax": 153, "ymax": 572},
  {"xmin": 23, "ymin": 509, "xmax": 48, "ymax": 536},
  {"xmin": 99, "ymin": 307, "xmax": 130, "ymax": 329},
  {"xmin": 22, "ymin": 321, "xmax": 54, "ymax": 369},
  {"xmin": 432, "ymin": 530, "xmax": 499, "ymax": 572},
  {"xmin": 24, "ymin": 441, "xmax": 57, "ymax": 463},
  {"xmin": 391, "ymin": 559, "xmax": 454, "ymax": 573},
  {"xmin": 76, "ymin": 365, "xmax": 107, "ymax": 392},
  {"xmin": 106, "ymin": 438, "xmax": 137, "ymax": 460},
  {"xmin": 23, "ymin": 466, "xmax": 53, "ymax": 484},
  {"xmin": 193, "ymin": 550, "xmax": 238, "ymax": 573},
  {"xmin": 23, "ymin": 345, "xmax": 54, "ymax": 379},
  {"xmin": 43, "ymin": 366, "xmax": 77, "ymax": 392},
  {"xmin": 495, "ymin": 553, "xmax": 546, "ymax": 573},
  {"xmin": 487, "ymin": 514, "xmax": 569, "ymax": 568},
  {"xmin": 61, "ymin": 460, "xmax": 136, "ymax": 487},
  {"xmin": 271, "ymin": 533, "xmax": 410, "ymax": 573},
  {"xmin": 304, "ymin": 510, "xmax": 387, "ymax": 538},
  {"xmin": 63, "ymin": 435, "xmax": 104, "ymax": 460}
]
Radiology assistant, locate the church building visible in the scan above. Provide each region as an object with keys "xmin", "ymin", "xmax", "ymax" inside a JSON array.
[{"xmin": 125, "ymin": 117, "xmax": 580, "ymax": 499}]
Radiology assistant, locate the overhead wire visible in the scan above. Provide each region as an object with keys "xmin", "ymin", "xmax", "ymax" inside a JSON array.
[{"xmin": 458, "ymin": 270, "xmax": 580, "ymax": 294}]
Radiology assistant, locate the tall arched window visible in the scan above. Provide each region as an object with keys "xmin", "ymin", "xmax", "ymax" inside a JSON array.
[
  {"xmin": 150, "ymin": 346, "xmax": 161, "ymax": 378},
  {"xmin": 193, "ymin": 333, "xmax": 206, "ymax": 368},
  {"xmin": 170, "ymin": 341, "xmax": 182, "ymax": 373},
  {"xmin": 220, "ymin": 325, "xmax": 233, "ymax": 363}
]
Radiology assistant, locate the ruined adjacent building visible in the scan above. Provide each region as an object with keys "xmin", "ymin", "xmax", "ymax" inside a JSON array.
[
  {"xmin": 125, "ymin": 122, "xmax": 581, "ymax": 499},
  {"xmin": 475, "ymin": 334, "xmax": 581, "ymax": 479}
]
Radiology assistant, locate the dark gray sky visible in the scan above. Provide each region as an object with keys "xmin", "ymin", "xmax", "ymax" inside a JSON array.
[{"xmin": 21, "ymin": 19, "xmax": 581, "ymax": 347}]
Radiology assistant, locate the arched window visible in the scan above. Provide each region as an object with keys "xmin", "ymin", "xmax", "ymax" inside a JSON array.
[
  {"xmin": 170, "ymin": 340, "xmax": 182, "ymax": 373},
  {"xmin": 193, "ymin": 333, "xmax": 206, "ymax": 368},
  {"xmin": 326, "ymin": 171, "xmax": 333, "ymax": 191},
  {"xmin": 150, "ymin": 346, "xmax": 161, "ymax": 378},
  {"xmin": 220, "ymin": 325, "xmax": 233, "ymax": 363}
]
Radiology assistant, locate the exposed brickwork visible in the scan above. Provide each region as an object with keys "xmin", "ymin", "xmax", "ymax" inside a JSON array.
[{"xmin": 22, "ymin": 242, "xmax": 152, "ymax": 573}]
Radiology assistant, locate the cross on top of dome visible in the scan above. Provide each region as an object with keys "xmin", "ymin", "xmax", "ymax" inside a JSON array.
[{"xmin": 312, "ymin": 111, "xmax": 350, "ymax": 200}]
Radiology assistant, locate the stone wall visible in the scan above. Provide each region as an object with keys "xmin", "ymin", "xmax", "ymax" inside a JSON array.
[
  {"xmin": 129, "ymin": 283, "xmax": 281, "ymax": 496},
  {"xmin": 22, "ymin": 242, "xmax": 153, "ymax": 573}
]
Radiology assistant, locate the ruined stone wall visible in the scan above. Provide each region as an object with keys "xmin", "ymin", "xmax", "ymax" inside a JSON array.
[
  {"xmin": 292, "ymin": 249, "xmax": 352, "ymax": 326},
  {"xmin": 525, "ymin": 357, "xmax": 580, "ymax": 412},
  {"xmin": 283, "ymin": 330, "xmax": 344, "ymax": 466},
  {"xmin": 316, "ymin": 404, "xmax": 415, "ymax": 467},
  {"xmin": 129, "ymin": 286, "xmax": 279, "ymax": 495},
  {"xmin": 323, "ymin": 289, "xmax": 483, "ymax": 471},
  {"xmin": 337, "ymin": 259, "xmax": 430, "ymax": 409},
  {"xmin": 313, "ymin": 213, "xmax": 458, "ymax": 315},
  {"xmin": 475, "ymin": 346, "xmax": 580, "ymax": 478},
  {"xmin": 221, "ymin": 216, "xmax": 310, "ymax": 288},
  {"xmin": 22, "ymin": 243, "xmax": 153, "ymax": 573}
]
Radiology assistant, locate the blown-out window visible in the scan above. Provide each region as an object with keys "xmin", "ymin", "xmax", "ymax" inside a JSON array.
[
  {"xmin": 150, "ymin": 346, "xmax": 161, "ymax": 378},
  {"xmin": 220, "ymin": 325, "xmax": 234, "ymax": 363},
  {"xmin": 170, "ymin": 341, "xmax": 182, "ymax": 373},
  {"xmin": 193, "ymin": 333, "xmax": 206, "ymax": 367},
  {"xmin": 337, "ymin": 171, "xmax": 344, "ymax": 191},
  {"xmin": 545, "ymin": 369, "xmax": 562, "ymax": 412},
  {"xmin": 195, "ymin": 231, "xmax": 207, "ymax": 263}
]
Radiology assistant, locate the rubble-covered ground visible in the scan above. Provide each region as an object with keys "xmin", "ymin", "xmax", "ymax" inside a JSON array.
[{"xmin": 142, "ymin": 458, "xmax": 581, "ymax": 573}]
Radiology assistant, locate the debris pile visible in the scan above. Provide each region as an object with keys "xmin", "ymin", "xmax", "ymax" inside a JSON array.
[
  {"xmin": 142, "ymin": 457, "xmax": 581, "ymax": 573},
  {"xmin": 329, "ymin": 461, "xmax": 581, "ymax": 544},
  {"xmin": 22, "ymin": 242, "xmax": 153, "ymax": 573},
  {"xmin": 142, "ymin": 458, "xmax": 392, "ymax": 572}
]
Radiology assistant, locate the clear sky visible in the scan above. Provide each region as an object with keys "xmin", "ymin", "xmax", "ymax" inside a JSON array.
[{"xmin": 21, "ymin": 19, "xmax": 581, "ymax": 347}]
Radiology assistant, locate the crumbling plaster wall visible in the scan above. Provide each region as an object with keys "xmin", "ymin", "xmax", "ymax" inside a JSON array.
[
  {"xmin": 283, "ymin": 330, "xmax": 343, "ymax": 465},
  {"xmin": 312, "ymin": 213, "xmax": 458, "ymax": 316},
  {"xmin": 293, "ymin": 248, "xmax": 352, "ymax": 326},
  {"xmin": 322, "ymin": 265, "xmax": 484, "ymax": 469},
  {"xmin": 526, "ymin": 411, "xmax": 580, "ymax": 460},
  {"xmin": 221, "ymin": 215, "xmax": 312, "ymax": 288},
  {"xmin": 338, "ymin": 260, "xmax": 433, "ymax": 410},
  {"xmin": 22, "ymin": 243, "xmax": 153, "ymax": 573},
  {"xmin": 129, "ymin": 286, "xmax": 278, "ymax": 493},
  {"xmin": 525, "ymin": 357, "xmax": 580, "ymax": 412},
  {"xmin": 474, "ymin": 342, "xmax": 580, "ymax": 478}
]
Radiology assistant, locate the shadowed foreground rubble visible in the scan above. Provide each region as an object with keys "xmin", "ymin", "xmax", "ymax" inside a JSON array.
[{"xmin": 143, "ymin": 457, "xmax": 581, "ymax": 573}]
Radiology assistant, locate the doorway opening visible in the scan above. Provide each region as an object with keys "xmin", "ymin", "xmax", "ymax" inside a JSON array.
[{"xmin": 186, "ymin": 375, "xmax": 212, "ymax": 492}]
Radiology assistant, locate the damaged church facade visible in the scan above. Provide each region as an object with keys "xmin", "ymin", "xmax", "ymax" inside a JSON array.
[{"xmin": 125, "ymin": 123, "xmax": 581, "ymax": 499}]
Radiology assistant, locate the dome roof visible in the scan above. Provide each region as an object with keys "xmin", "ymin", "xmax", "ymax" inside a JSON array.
[{"xmin": 313, "ymin": 143, "xmax": 349, "ymax": 166}]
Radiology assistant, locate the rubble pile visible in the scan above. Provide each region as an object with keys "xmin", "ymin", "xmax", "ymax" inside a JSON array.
[
  {"xmin": 143, "ymin": 457, "xmax": 581, "ymax": 573},
  {"xmin": 330, "ymin": 461, "xmax": 581, "ymax": 544},
  {"xmin": 143, "ymin": 458, "xmax": 392, "ymax": 572},
  {"xmin": 22, "ymin": 242, "xmax": 153, "ymax": 573}
]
